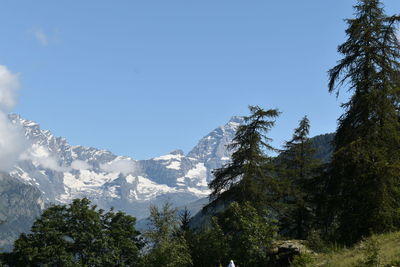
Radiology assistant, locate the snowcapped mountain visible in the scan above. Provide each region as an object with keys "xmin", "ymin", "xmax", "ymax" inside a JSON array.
[{"xmin": 7, "ymin": 114, "xmax": 242, "ymax": 219}]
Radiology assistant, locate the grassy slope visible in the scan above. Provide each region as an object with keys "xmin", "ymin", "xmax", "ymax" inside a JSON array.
[{"xmin": 312, "ymin": 232, "xmax": 400, "ymax": 266}]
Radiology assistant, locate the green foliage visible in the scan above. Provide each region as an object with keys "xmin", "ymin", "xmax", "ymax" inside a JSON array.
[
  {"xmin": 143, "ymin": 202, "xmax": 192, "ymax": 267},
  {"xmin": 354, "ymin": 238, "xmax": 381, "ymax": 267},
  {"xmin": 209, "ymin": 105, "xmax": 280, "ymax": 208},
  {"xmin": 306, "ymin": 230, "xmax": 329, "ymax": 253},
  {"xmin": 179, "ymin": 206, "xmax": 191, "ymax": 233},
  {"xmin": 291, "ymin": 253, "xmax": 314, "ymax": 267},
  {"xmin": 143, "ymin": 236, "xmax": 193, "ymax": 267},
  {"xmin": 187, "ymin": 202, "xmax": 277, "ymax": 267},
  {"xmin": 312, "ymin": 231, "xmax": 400, "ymax": 266},
  {"xmin": 3, "ymin": 198, "xmax": 141, "ymax": 266},
  {"xmin": 145, "ymin": 202, "xmax": 179, "ymax": 245},
  {"xmin": 216, "ymin": 202, "xmax": 277, "ymax": 267},
  {"xmin": 103, "ymin": 210, "xmax": 143, "ymax": 266},
  {"xmin": 325, "ymin": 0, "xmax": 400, "ymax": 244},
  {"xmin": 188, "ymin": 218, "xmax": 229, "ymax": 267},
  {"xmin": 385, "ymin": 259, "xmax": 400, "ymax": 267}
]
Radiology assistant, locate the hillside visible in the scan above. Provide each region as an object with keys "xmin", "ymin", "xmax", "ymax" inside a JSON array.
[
  {"xmin": 0, "ymin": 173, "xmax": 44, "ymax": 250},
  {"xmin": 311, "ymin": 231, "xmax": 400, "ymax": 266}
]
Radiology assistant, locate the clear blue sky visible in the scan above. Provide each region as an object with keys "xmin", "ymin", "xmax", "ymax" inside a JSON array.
[{"xmin": 1, "ymin": 0, "xmax": 399, "ymax": 159}]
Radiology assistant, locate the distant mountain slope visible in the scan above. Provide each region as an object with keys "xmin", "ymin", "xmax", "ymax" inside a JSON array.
[
  {"xmin": 311, "ymin": 133, "xmax": 334, "ymax": 162},
  {"xmin": 0, "ymin": 173, "xmax": 44, "ymax": 251}
]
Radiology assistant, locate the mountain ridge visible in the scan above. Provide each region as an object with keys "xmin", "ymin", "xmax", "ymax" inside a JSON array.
[{"xmin": 7, "ymin": 114, "xmax": 243, "ymax": 219}]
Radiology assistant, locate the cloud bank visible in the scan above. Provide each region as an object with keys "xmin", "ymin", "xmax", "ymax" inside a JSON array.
[
  {"xmin": 0, "ymin": 66, "xmax": 19, "ymax": 110},
  {"xmin": 20, "ymin": 144, "xmax": 68, "ymax": 172},
  {"xmin": 100, "ymin": 158, "xmax": 138, "ymax": 175},
  {"xmin": 0, "ymin": 65, "xmax": 28, "ymax": 171},
  {"xmin": 71, "ymin": 160, "xmax": 91, "ymax": 170}
]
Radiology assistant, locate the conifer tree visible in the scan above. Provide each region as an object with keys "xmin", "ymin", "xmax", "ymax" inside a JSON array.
[
  {"xmin": 209, "ymin": 105, "xmax": 280, "ymax": 207},
  {"xmin": 179, "ymin": 206, "xmax": 191, "ymax": 233},
  {"xmin": 327, "ymin": 0, "xmax": 400, "ymax": 244},
  {"xmin": 279, "ymin": 116, "xmax": 320, "ymax": 239},
  {"xmin": 179, "ymin": 206, "xmax": 195, "ymax": 256}
]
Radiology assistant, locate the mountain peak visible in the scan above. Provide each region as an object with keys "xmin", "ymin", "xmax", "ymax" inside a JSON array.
[
  {"xmin": 169, "ymin": 149, "xmax": 184, "ymax": 155},
  {"xmin": 228, "ymin": 116, "xmax": 244, "ymax": 124},
  {"xmin": 8, "ymin": 114, "xmax": 39, "ymax": 128}
]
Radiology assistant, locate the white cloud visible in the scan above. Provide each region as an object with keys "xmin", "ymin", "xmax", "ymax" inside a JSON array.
[
  {"xmin": 21, "ymin": 146, "xmax": 94, "ymax": 173},
  {"xmin": 0, "ymin": 65, "xmax": 28, "ymax": 171},
  {"xmin": 0, "ymin": 66, "xmax": 19, "ymax": 110},
  {"xmin": 71, "ymin": 160, "xmax": 91, "ymax": 170},
  {"xmin": 100, "ymin": 158, "xmax": 138, "ymax": 175},
  {"xmin": 31, "ymin": 28, "xmax": 49, "ymax": 46},
  {"xmin": 35, "ymin": 156, "xmax": 67, "ymax": 172},
  {"xmin": 20, "ymin": 144, "xmax": 68, "ymax": 172},
  {"xmin": 0, "ymin": 113, "xmax": 28, "ymax": 171}
]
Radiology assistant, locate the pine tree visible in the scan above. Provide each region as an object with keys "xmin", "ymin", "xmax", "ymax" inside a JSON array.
[
  {"xmin": 279, "ymin": 116, "xmax": 320, "ymax": 239},
  {"xmin": 179, "ymin": 206, "xmax": 195, "ymax": 257},
  {"xmin": 179, "ymin": 206, "xmax": 191, "ymax": 233},
  {"xmin": 209, "ymin": 105, "xmax": 280, "ymax": 207},
  {"xmin": 327, "ymin": 0, "xmax": 400, "ymax": 244}
]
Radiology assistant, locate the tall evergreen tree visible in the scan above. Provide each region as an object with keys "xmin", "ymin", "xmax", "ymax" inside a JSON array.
[
  {"xmin": 279, "ymin": 116, "xmax": 320, "ymax": 239},
  {"xmin": 209, "ymin": 105, "xmax": 280, "ymax": 207},
  {"xmin": 179, "ymin": 207, "xmax": 192, "ymax": 233},
  {"xmin": 327, "ymin": 0, "xmax": 400, "ymax": 244}
]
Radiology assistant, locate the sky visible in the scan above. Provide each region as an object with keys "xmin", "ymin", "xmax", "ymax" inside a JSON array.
[{"xmin": 1, "ymin": 0, "xmax": 400, "ymax": 160}]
